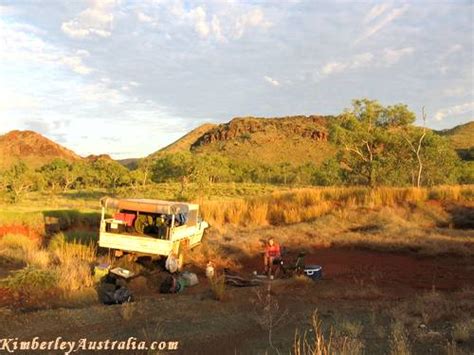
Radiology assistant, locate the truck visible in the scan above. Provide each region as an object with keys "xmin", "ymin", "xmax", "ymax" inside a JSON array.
[{"xmin": 98, "ymin": 197, "xmax": 209, "ymax": 270}]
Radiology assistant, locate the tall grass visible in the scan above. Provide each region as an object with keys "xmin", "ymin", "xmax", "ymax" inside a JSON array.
[
  {"xmin": 0, "ymin": 234, "xmax": 49, "ymax": 268},
  {"xmin": 200, "ymin": 185, "xmax": 473, "ymax": 228},
  {"xmin": 293, "ymin": 311, "xmax": 365, "ymax": 355},
  {"xmin": 0, "ymin": 232, "xmax": 97, "ymax": 309}
]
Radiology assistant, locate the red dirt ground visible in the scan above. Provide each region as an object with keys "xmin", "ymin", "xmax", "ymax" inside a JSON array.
[
  {"xmin": 0, "ymin": 225, "xmax": 41, "ymax": 240},
  {"xmin": 239, "ymin": 248, "xmax": 474, "ymax": 296}
]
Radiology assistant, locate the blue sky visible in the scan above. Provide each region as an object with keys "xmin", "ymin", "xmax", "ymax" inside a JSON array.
[{"xmin": 0, "ymin": 0, "xmax": 472, "ymax": 158}]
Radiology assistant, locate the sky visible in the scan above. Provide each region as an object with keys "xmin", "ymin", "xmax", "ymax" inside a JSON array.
[{"xmin": 0, "ymin": 0, "xmax": 472, "ymax": 159}]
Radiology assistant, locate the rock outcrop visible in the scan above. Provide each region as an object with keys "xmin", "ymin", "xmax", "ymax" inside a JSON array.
[{"xmin": 192, "ymin": 116, "xmax": 329, "ymax": 149}]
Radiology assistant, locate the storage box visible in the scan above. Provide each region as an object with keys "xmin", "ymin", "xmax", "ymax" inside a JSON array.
[
  {"xmin": 304, "ymin": 265, "xmax": 323, "ymax": 281},
  {"xmin": 110, "ymin": 267, "xmax": 135, "ymax": 279},
  {"xmin": 94, "ymin": 263, "xmax": 111, "ymax": 282}
]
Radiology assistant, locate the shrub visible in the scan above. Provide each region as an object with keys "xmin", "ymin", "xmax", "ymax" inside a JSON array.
[
  {"xmin": 1, "ymin": 266, "xmax": 59, "ymax": 309},
  {"xmin": 2, "ymin": 266, "xmax": 57, "ymax": 291}
]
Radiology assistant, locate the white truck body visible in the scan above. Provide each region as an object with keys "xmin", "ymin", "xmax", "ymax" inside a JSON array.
[{"xmin": 98, "ymin": 198, "xmax": 208, "ymax": 257}]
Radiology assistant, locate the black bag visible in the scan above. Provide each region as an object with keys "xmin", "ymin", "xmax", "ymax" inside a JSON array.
[
  {"xmin": 102, "ymin": 286, "xmax": 133, "ymax": 305},
  {"xmin": 160, "ymin": 276, "xmax": 174, "ymax": 294}
]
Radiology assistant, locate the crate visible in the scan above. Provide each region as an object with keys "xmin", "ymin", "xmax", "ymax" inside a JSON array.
[{"xmin": 303, "ymin": 265, "xmax": 323, "ymax": 281}]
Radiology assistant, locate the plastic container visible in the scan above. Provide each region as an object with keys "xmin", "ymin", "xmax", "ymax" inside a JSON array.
[
  {"xmin": 304, "ymin": 265, "xmax": 323, "ymax": 281},
  {"xmin": 94, "ymin": 263, "xmax": 110, "ymax": 282}
]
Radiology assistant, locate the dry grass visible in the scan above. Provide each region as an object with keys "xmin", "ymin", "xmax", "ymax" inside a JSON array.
[
  {"xmin": 452, "ymin": 319, "xmax": 474, "ymax": 343},
  {"xmin": 389, "ymin": 320, "xmax": 411, "ymax": 355},
  {"xmin": 209, "ymin": 273, "xmax": 226, "ymax": 301},
  {"xmin": 200, "ymin": 185, "xmax": 473, "ymax": 228},
  {"xmin": 338, "ymin": 320, "xmax": 364, "ymax": 338},
  {"xmin": 293, "ymin": 310, "xmax": 365, "ymax": 355},
  {"xmin": 0, "ymin": 266, "xmax": 59, "ymax": 309},
  {"xmin": 187, "ymin": 239, "xmax": 240, "ymax": 270},
  {"xmin": 0, "ymin": 234, "xmax": 49, "ymax": 268},
  {"xmin": 120, "ymin": 301, "xmax": 136, "ymax": 321},
  {"xmin": 0, "ymin": 232, "xmax": 97, "ymax": 308},
  {"xmin": 293, "ymin": 311, "xmax": 333, "ymax": 355},
  {"xmin": 49, "ymin": 233, "xmax": 96, "ymax": 264}
]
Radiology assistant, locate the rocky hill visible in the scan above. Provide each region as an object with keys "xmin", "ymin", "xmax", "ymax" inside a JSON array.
[
  {"xmin": 153, "ymin": 116, "xmax": 336, "ymax": 166},
  {"xmin": 436, "ymin": 120, "xmax": 474, "ymax": 160},
  {"xmin": 0, "ymin": 130, "xmax": 82, "ymax": 169},
  {"xmin": 438, "ymin": 121, "xmax": 474, "ymax": 150},
  {"xmin": 152, "ymin": 123, "xmax": 217, "ymax": 157}
]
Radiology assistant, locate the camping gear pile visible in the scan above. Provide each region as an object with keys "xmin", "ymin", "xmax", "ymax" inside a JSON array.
[
  {"xmin": 97, "ymin": 267, "xmax": 134, "ymax": 305},
  {"xmin": 251, "ymin": 251, "xmax": 323, "ymax": 281},
  {"xmin": 94, "ymin": 260, "xmax": 200, "ymax": 303}
]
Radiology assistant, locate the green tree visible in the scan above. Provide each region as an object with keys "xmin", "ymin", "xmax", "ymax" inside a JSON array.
[
  {"xmin": 458, "ymin": 161, "xmax": 474, "ymax": 184},
  {"xmin": 39, "ymin": 159, "xmax": 79, "ymax": 192},
  {"xmin": 3, "ymin": 162, "xmax": 39, "ymax": 202},
  {"xmin": 88, "ymin": 159, "xmax": 130, "ymax": 189},
  {"xmin": 331, "ymin": 99, "xmax": 416, "ymax": 186},
  {"xmin": 312, "ymin": 158, "xmax": 343, "ymax": 186},
  {"xmin": 151, "ymin": 153, "xmax": 194, "ymax": 183}
]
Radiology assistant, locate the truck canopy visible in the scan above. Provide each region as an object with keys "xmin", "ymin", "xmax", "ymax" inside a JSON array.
[{"xmin": 100, "ymin": 197, "xmax": 196, "ymax": 215}]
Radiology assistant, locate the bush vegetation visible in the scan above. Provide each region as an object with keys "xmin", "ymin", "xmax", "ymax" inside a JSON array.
[{"xmin": 0, "ymin": 99, "xmax": 472, "ymax": 203}]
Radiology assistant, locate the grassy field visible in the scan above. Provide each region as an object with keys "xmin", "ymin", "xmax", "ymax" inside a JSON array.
[{"xmin": 0, "ymin": 183, "xmax": 473, "ymax": 354}]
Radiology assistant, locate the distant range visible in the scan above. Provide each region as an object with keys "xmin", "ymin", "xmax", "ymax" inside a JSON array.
[{"xmin": 1, "ymin": 116, "xmax": 473, "ymax": 170}]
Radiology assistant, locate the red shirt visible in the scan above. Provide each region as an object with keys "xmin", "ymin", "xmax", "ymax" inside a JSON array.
[{"xmin": 265, "ymin": 244, "xmax": 281, "ymax": 258}]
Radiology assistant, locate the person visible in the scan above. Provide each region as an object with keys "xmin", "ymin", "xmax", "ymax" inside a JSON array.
[{"xmin": 263, "ymin": 237, "xmax": 281, "ymax": 277}]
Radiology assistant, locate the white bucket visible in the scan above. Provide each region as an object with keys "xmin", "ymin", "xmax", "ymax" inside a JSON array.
[{"xmin": 206, "ymin": 263, "xmax": 215, "ymax": 279}]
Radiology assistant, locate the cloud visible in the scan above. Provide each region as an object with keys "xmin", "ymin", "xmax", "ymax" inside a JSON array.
[
  {"xmin": 79, "ymin": 82, "xmax": 124, "ymax": 104},
  {"xmin": 170, "ymin": 3, "xmax": 270, "ymax": 41},
  {"xmin": 355, "ymin": 5, "xmax": 409, "ymax": 44},
  {"xmin": 434, "ymin": 102, "xmax": 474, "ymax": 121},
  {"xmin": 321, "ymin": 52, "xmax": 374, "ymax": 75},
  {"xmin": 437, "ymin": 44, "xmax": 463, "ymax": 67},
  {"xmin": 136, "ymin": 11, "xmax": 152, "ymax": 23},
  {"xmin": 321, "ymin": 61, "xmax": 348, "ymax": 75},
  {"xmin": 211, "ymin": 15, "xmax": 225, "ymax": 42},
  {"xmin": 23, "ymin": 120, "xmax": 53, "ymax": 135},
  {"xmin": 136, "ymin": 10, "xmax": 159, "ymax": 28},
  {"xmin": 188, "ymin": 6, "xmax": 210, "ymax": 38},
  {"xmin": 264, "ymin": 76, "xmax": 280, "ymax": 86},
  {"xmin": 0, "ymin": 5, "xmax": 16, "ymax": 15},
  {"xmin": 321, "ymin": 47, "xmax": 414, "ymax": 77},
  {"xmin": 61, "ymin": 0, "xmax": 116, "ymax": 39},
  {"xmin": 383, "ymin": 47, "xmax": 415, "ymax": 65},
  {"xmin": 0, "ymin": 19, "xmax": 93, "ymax": 75},
  {"xmin": 443, "ymin": 87, "xmax": 470, "ymax": 97},
  {"xmin": 234, "ymin": 8, "xmax": 271, "ymax": 39},
  {"xmin": 364, "ymin": 4, "xmax": 390, "ymax": 24},
  {"xmin": 0, "ymin": 91, "xmax": 41, "ymax": 112}
]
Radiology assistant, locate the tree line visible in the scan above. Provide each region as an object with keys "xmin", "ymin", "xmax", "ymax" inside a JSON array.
[{"xmin": 1, "ymin": 99, "xmax": 472, "ymax": 202}]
